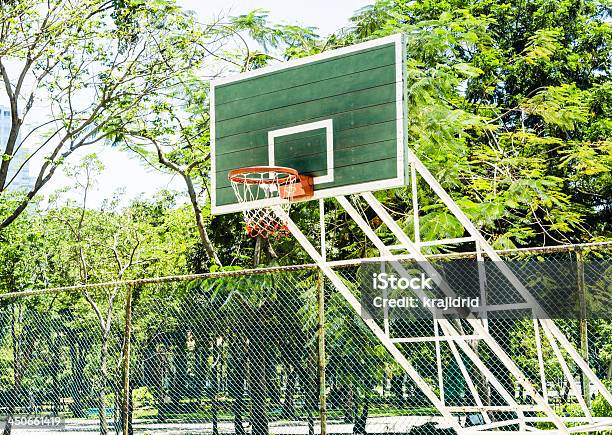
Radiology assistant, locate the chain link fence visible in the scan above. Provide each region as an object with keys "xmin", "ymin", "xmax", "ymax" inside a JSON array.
[{"xmin": 0, "ymin": 244, "xmax": 610, "ymax": 434}]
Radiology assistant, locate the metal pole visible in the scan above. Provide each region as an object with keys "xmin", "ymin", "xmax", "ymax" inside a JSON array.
[
  {"xmin": 410, "ymin": 162, "xmax": 420, "ymax": 246},
  {"xmin": 318, "ymin": 199, "xmax": 327, "ymax": 435},
  {"xmin": 121, "ymin": 285, "xmax": 133, "ymax": 435},
  {"xmin": 576, "ymin": 249, "xmax": 590, "ymax": 407},
  {"xmin": 434, "ymin": 320, "xmax": 444, "ymax": 404}
]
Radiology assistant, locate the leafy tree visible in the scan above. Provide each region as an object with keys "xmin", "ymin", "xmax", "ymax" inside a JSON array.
[
  {"xmin": 0, "ymin": 0, "xmax": 219, "ymax": 232},
  {"xmin": 335, "ymin": 0, "xmax": 611, "ymax": 249},
  {"xmin": 0, "ymin": 151, "xmax": 199, "ymax": 433},
  {"xmin": 118, "ymin": 10, "xmax": 320, "ymax": 270}
]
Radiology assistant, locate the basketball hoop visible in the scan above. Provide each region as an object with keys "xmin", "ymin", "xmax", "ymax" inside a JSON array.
[{"xmin": 228, "ymin": 166, "xmax": 313, "ymax": 238}]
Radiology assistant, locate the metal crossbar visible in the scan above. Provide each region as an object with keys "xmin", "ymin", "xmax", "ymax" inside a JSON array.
[{"xmin": 1, "ymin": 241, "xmax": 610, "ymax": 300}]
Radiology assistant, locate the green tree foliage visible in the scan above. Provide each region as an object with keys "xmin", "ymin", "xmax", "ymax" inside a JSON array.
[
  {"xmin": 337, "ymin": 0, "xmax": 611, "ymax": 250},
  {"xmin": 114, "ymin": 9, "xmax": 320, "ymax": 270},
  {"xmin": 0, "ymin": 155, "xmax": 198, "ymax": 434},
  {"xmin": 0, "ymin": 0, "xmax": 218, "ymax": 232}
]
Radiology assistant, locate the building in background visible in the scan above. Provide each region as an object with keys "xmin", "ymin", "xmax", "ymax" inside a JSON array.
[{"xmin": 0, "ymin": 105, "xmax": 34, "ymax": 191}]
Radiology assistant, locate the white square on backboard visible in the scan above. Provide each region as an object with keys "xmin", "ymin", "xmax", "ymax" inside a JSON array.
[{"xmin": 268, "ymin": 119, "xmax": 334, "ymax": 184}]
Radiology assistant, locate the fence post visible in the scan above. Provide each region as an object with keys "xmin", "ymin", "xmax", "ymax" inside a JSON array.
[
  {"xmin": 317, "ymin": 272, "xmax": 327, "ymax": 435},
  {"xmin": 121, "ymin": 284, "xmax": 134, "ymax": 435},
  {"xmin": 318, "ymin": 198, "xmax": 327, "ymax": 435},
  {"xmin": 576, "ymin": 249, "xmax": 590, "ymax": 407}
]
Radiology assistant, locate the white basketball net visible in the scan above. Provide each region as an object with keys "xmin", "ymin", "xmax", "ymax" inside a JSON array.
[{"xmin": 229, "ymin": 168, "xmax": 298, "ymax": 238}]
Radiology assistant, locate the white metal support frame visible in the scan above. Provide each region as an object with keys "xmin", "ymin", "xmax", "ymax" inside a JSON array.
[
  {"xmin": 406, "ymin": 149, "xmax": 612, "ymax": 408},
  {"xmin": 540, "ymin": 320, "xmax": 593, "ymax": 421},
  {"xmin": 358, "ymin": 192, "xmax": 597, "ymax": 431},
  {"xmin": 340, "ymin": 195, "xmax": 538, "ymax": 431},
  {"xmin": 361, "ymin": 165, "xmax": 612, "ymax": 430},
  {"xmin": 336, "ymin": 198, "xmax": 544, "ymax": 429},
  {"xmin": 269, "ymin": 150, "xmax": 612, "ymax": 433},
  {"xmin": 533, "ymin": 319, "xmax": 549, "ymax": 403},
  {"xmin": 276, "ymin": 206, "xmax": 465, "ymax": 433},
  {"xmin": 359, "ymin": 191, "xmax": 561, "ymax": 431},
  {"xmin": 445, "ymin": 332, "xmax": 492, "ymax": 425},
  {"xmin": 323, "ymin": 196, "xmax": 557, "ymax": 432}
]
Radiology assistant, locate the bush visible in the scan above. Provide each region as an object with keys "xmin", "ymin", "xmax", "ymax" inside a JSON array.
[{"xmin": 133, "ymin": 387, "xmax": 155, "ymax": 408}]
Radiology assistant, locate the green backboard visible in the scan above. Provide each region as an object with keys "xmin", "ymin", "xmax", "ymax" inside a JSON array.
[{"xmin": 211, "ymin": 34, "xmax": 406, "ymax": 214}]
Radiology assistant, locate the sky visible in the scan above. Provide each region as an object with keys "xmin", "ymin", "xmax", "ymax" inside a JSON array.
[{"xmin": 32, "ymin": 0, "xmax": 373, "ymax": 207}]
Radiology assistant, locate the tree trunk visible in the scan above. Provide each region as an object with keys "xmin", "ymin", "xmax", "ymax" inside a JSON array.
[
  {"xmin": 183, "ymin": 174, "xmax": 220, "ymax": 266},
  {"xmin": 70, "ymin": 347, "xmax": 87, "ymax": 418},
  {"xmin": 353, "ymin": 396, "xmax": 369, "ymax": 435},
  {"xmin": 126, "ymin": 383, "xmax": 134, "ymax": 435},
  {"xmin": 343, "ymin": 386, "xmax": 354, "ymax": 423},
  {"xmin": 251, "ymin": 318, "xmax": 269, "ymax": 435},
  {"xmin": 390, "ymin": 374, "xmax": 403, "ymax": 405},
  {"xmin": 4, "ymin": 306, "xmax": 25, "ymax": 435},
  {"xmin": 50, "ymin": 337, "xmax": 61, "ymax": 417},
  {"xmin": 196, "ymin": 342, "xmax": 208, "ymax": 403},
  {"xmin": 121, "ymin": 285, "xmax": 134, "ymax": 435},
  {"xmin": 233, "ymin": 388, "xmax": 246, "ymax": 435},
  {"xmin": 470, "ymin": 340, "xmax": 491, "ymax": 406},
  {"xmin": 268, "ymin": 356, "xmax": 281, "ymax": 406},
  {"xmin": 98, "ymin": 336, "xmax": 109, "ymax": 435},
  {"xmin": 170, "ymin": 333, "xmax": 188, "ymax": 404},
  {"xmin": 2, "ymin": 386, "xmax": 17, "ymax": 435},
  {"xmin": 562, "ymin": 381, "xmax": 570, "ymax": 403},
  {"xmin": 66, "ymin": 326, "xmax": 87, "ymax": 418},
  {"xmin": 153, "ymin": 145, "xmax": 220, "ymax": 267},
  {"xmin": 0, "ymin": 104, "xmax": 21, "ymax": 191},
  {"xmin": 282, "ymin": 368, "xmax": 297, "ymax": 419},
  {"xmin": 229, "ymin": 335, "xmax": 246, "ymax": 435},
  {"xmin": 114, "ymin": 383, "xmax": 122, "ymax": 435},
  {"xmin": 154, "ymin": 343, "xmax": 166, "ymax": 423},
  {"xmin": 453, "ymin": 318, "xmax": 491, "ymax": 408}
]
